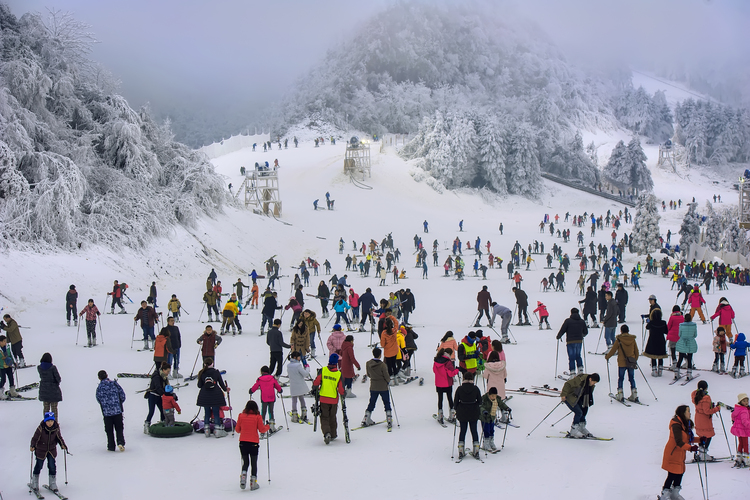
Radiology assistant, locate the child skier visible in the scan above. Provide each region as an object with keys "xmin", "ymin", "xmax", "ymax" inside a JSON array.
[
  {"xmin": 78, "ymin": 299, "xmax": 101, "ymax": 347},
  {"xmin": 249, "ymin": 366, "xmax": 283, "ymax": 433},
  {"xmin": 161, "ymin": 384, "xmax": 181, "ymax": 426},
  {"xmin": 691, "ymin": 380, "xmax": 721, "ymax": 462},
  {"xmin": 197, "ymin": 325, "xmax": 222, "ymax": 363},
  {"xmin": 235, "ymin": 400, "xmax": 270, "ymax": 490},
  {"xmin": 730, "ymin": 393, "xmax": 750, "ymax": 468},
  {"xmin": 729, "ymin": 332, "xmax": 748, "ymax": 378},
  {"xmin": 167, "ymin": 294, "xmax": 181, "ymax": 322},
  {"xmin": 0, "ymin": 335, "xmax": 17, "ymax": 398},
  {"xmin": 712, "ymin": 327, "xmax": 728, "ymax": 373},
  {"xmin": 287, "ymin": 351, "xmax": 310, "ymax": 423},
  {"xmin": 480, "ymin": 387, "xmax": 511, "ymax": 452},
  {"xmin": 29, "ymin": 412, "xmax": 68, "ymax": 495},
  {"xmin": 533, "ymin": 301, "xmax": 551, "ymax": 330}
]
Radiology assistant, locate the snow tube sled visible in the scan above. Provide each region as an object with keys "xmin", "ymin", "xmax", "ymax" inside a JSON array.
[
  {"xmin": 192, "ymin": 418, "xmax": 235, "ymax": 434},
  {"xmin": 148, "ymin": 421, "xmax": 193, "ymax": 438}
]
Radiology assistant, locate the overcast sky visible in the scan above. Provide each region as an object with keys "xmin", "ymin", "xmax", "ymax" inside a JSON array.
[{"xmin": 5, "ymin": 0, "xmax": 749, "ymax": 140}]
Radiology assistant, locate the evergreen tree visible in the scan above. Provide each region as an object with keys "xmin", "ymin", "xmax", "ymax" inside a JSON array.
[
  {"xmin": 504, "ymin": 124, "xmax": 541, "ymax": 198},
  {"xmin": 603, "ymin": 140, "xmax": 628, "ymax": 187},
  {"xmin": 703, "ymin": 201, "xmax": 724, "ymax": 251},
  {"xmin": 626, "ymin": 137, "xmax": 653, "ymax": 192},
  {"xmin": 475, "ymin": 114, "xmax": 507, "ymax": 194},
  {"xmin": 630, "ymin": 194, "xmax": 661, "ymax": 255},
  {"xmin": 678, "ymin": 202, "xmax": 701, "ymax": 253}
]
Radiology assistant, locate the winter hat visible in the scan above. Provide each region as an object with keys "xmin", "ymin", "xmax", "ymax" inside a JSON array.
[
  {"xmin": 328, "ymin": 353, "xmax": 340, "ymax": 365},
  {"xmin": 537, "ymin": 301, "xmax": 542, "ymax": 306},
  {"xmin": 468, "ymin": 331, "xmax": 477, "ymax": 339},
  {"xmin": 648, "ymin": 295, "xmax": 657, "ymax": 300},
  {"xmin": 165, "ymin": 385, "xmax": 174, "ymax": 394},
  {"xmin": 69, "ymin": 285, "xmax": 75, "ymax": 290},
  {"xmin": 475, "ymin": 330, "xmax": 484, "ymax": 338},
  {"xmin": 739, "ymin": 393, "xmax": 749, "ymax": 404},
  {"xmin": 43, "ymin": 412, "xmax": 55, "ymax": 423},
  {"xmin": 333, "ymin": 324, "xmax": 342, "ymax": 331}
]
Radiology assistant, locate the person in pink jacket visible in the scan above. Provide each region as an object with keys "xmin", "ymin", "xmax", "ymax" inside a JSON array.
[
  {"xmin": 533, "ymin": 301, "xmax": 551, "ymax": 330},
  {"xmin": 710, "ymin": 298, "xmax": 735, "ymax": 342},
  {"xmin": 249, "ymin": 366, "xmax": 282, "ymax": 432},
  {"xmin": 326, "ymin": 324, "xmax": 346, "ymax": 357},
  {"xmin": 483, "ymin": 350, "xmax": 507, "ymax": 399},
  {"xmin": 730, "ymin": 393, "xmax": 750, "ymax": 468},
  {"xmin": 433, "ymin": 348, "xmax": 459, "ymax": 425},
  {"xmin": 437, "ymin": 331, "xmax": 459, "ymax": 360},
  {"xmin": 687, "ymin": 284, "xmax": 706, "ymax": 323},
  {"xmin": 666, "ymin": 306, "xmax": 684, "ymax": 369}
]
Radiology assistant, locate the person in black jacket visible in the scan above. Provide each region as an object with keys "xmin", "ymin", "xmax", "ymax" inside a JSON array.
[
  {"xmin": 38, "ymin": 353, "xmax": 63, "ymax": 419},
  {"xmin": 597, "ymin": 285, "xmax": 608, "ymax": 323},
  {"xmin": 556, "ymin": 308, "xmax": 589, "ymax": 377},
  {"xmin": 196, "ymin": 357, "xmax": 229, "ymax": 438},
  {"xmin": 65, "ymin": 285, "xmax": 77, "ymax": 327},
  {"xmin": 578, "ymin": 286, "xmax": 599, "ymax": 327},
  {"xmin": 165, "ymin": 316, "xmax": 182, "ymax": 378},
  {"xmin": 260, "ymin": 292, "xmax": 281, "ymax": 336},
  {"xmin": 317, "ymin": 281, "xmax": 330, "ymax": 318},
  {"xmin": 267, "ymin": 319, "xmax": 290, "ymax": 378},
  {"xmin": 144, "ymin": 362, "xmax": 170, "ymax": 433},
  {"xmin": 512, "ymin": 287, "xmax": 530, "ymax": 325},
  {"xmin": 401, "ymin": 289, "xmax": 416, "ymax": 326},
  {"xmin": 615, "ymin": 283, "xmax": 628, "ymax": 323},
  {"xmin": 644, "ymin": 309, "xmax": 668, "ymax": 377},
  {"xmin": 358, "ymin": 288, "xmax": 378, "ymax": 331},
  {"xmin": 454, "ymin": 371, "xmax": 482, "ymax": 459}
]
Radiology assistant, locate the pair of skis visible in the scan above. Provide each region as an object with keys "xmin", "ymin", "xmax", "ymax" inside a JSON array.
[
  {"xmin": 27, "ymin": 484, "xmax": 67, "ymax": 500},
  {"xmin": 608, "ymin": 393, "xmax": 648, "ymax": 407},
  {"xmin": 669, "ymin": 373, "xmax": 701, "ymax": 386},
  {"xmin": 287, "ymin": 411, "xmax": 312, "ymax": 425},
  {"xmin": 546, "ymin": 431, "xmax": 613, "ymax": 441}
]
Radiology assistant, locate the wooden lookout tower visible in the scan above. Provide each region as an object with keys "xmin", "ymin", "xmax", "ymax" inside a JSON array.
[
  {"xmin": 344, "ymin": 136, "xmax": 371, "ymax": 180},
  {"xmin": 657, "ymin": 139, "xmax": 676, "ymax": 171},
  {"xmin": 235, "ymin": 164, "xmax": 282, "ymax": 216}
]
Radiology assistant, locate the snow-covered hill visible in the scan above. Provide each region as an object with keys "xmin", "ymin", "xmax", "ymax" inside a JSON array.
[{"xmin": 1, "ymin": 137, "xmax": 748, "ymax": 500}]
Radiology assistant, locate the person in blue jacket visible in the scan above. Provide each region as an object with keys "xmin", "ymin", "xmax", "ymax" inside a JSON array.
[{"xmin": 730, "ymin": 332, "xmax": 748, "ymax": 378}]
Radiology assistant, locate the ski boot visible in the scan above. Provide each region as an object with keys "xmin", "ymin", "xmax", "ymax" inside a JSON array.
[
  {"xmin": 310, "ymin": 348, "xmax": 316, "ymax": 358},
  {"xmin": 361, "ymin": 410, "xmax": 375, "ymax": 427},
  {"xmin": 92, "ymin": 335, "xmax": 97, "ymax": 346},
  {"xmin": 501, "ymin": 336, "xmax": 511, "ymax": 344},
  {"xmin": 457, "ymin": 441, "xmax": 465, "ymax": 459},
  {"xmin": 568, "ymin": 423, "xmax": 585, "ymax": 438},
  {"xmin": 436, "ymin": 409, "xmax": 445, "ymax": 425},
  {"xmin": 143, "ymin": 339, "xmax": 149, "ymax": 351},
  {"xmin": 538, "ymin": 323, "xmax": 543, "ymax": 330},
  {"xmin": 48, "ymin": 475, "xmax": 58, "ymax": 492},
  {"xmin": 579, "ymin": 421, "xmax": 594, "ymax": 437},
  {"xmin": 404, "ymin": 366, "xmax": 411, "ymax": 377},
  {"xmin": 698, "ymin": 447, "xmax": 714, "ymax": 462},
  {"xmin": 472, "ymin": 441, "xmax": 480, "ymax": 458},
  {"xmin": 657, "ymin": 365, "xmax": 663, "ymax": 377},
  {"xmin": 546, "ymin": 323, "xmax": 552, "ymax": 330},
  {"xmin": 250, "ymin": 476, "xmax": 259, "ymax": 491},
  {"xmin": 615, "ymin": 389, "xmax": 624, "ymax": 402},
  {"xmin": 74, "ymin": 318, "xmax": 77, "ymax": 327},
  {"xmin": 651, "ymin": 365, "xmax": 658, "ymax": 377},
  {"xmin": 204, "ymin": 426, "xmax": 212, "ymax": 438},
  {"xmin": 118, "ymin": 444, "xmax": 125, "ymax": 452},
  {"xmin": 291, "ymin": 411, "xmax": 299, "ymax": 423},
  {"xmin": 731, "ymin": 365, "xmax": 738, "ymax": 378},
  {"xmin": 741, "ymin": 366, "xmax": 746, "ymax": 378},
  {"xmin": 673, "ymin": 366, "xmax": 681, "ymax": 380},
  {"xmin": 686, "ymin": 368, "xmax": 693, "ymax": 381},
  {"xmin": 207, "ymin": 315, "xmax": 214, "ymax": 322},
  {"xmin": 18, "ymin": 357, "xmax": 26, "ymax": 368},
  {"xmin": 67, "ymin": 320, "xmax": 70, "ymax": 327},
  {"xmin": 488, "ymin": 436, "xmax": 497, "ymax": 451},
  {"xmin": 301, "ymin": 407, "xmax": 308, "ymax": 423},
  {"xmin": 447, "ymin": 409, "xmax": 457, "ymax": 424},
  {"xmin": 499, "ymin": 410, "xmax": 510, "ymax": 424},
  {"xmin": 215, "ymin": 426, "xmax": 228, "ymax": 438},
  {"xmin": 389, "ymin": 376, "xmax": 398, "ymax": 387},
  {"xmin": 627, "ymin": 389, "xmax": 639, "ymax": 403},
  {"xmin": 719, "ymin": 361, "xmax": 725, "ymax": 374},
  {"xmin": 671, "ymin": 486, "xmax": 685, "ymax": 500},
  {"xmin": 711, "ymin": 361, "xmax": 719, "ymax": 373},
  {"xmin": 658, "ymin": 488, "xmax": 671, "ymax": 500},
  {"xmin": 577, "ymin": 366, "xmax": 585, "ymax": 375},
  {"xmin": 240, "ymin": 471, "xmax": 247, "ymax": 490},
  {"xmin": 29, "ymin": 474, "xmax": 40, "ymax": 492},
  {"xmin": 143, "ymin": 420, "xmax": 150, "ymax": 434},
  {"xmin": 386, "ymin": 410, "xmax": 393, "ymax": 430},
  {"xmin": 324, "ymin": 433, "xmax": 331, "ymax": 445},
  {"xmin": 345, "ymin": 388, "xmax": 357, "ymax": 398}
]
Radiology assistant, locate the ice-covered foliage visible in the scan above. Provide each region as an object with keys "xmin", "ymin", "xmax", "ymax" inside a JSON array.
[
  {"xmin": 678, "ymin": 202, "xmax": 701, "ymax": 252},
  {"xmin": 674, "ymin": 98, "xmax": 750, "ymax": 165},
  {"xmin": 614, "ymin": 87, "xmax": 673, "ymax": 142},
  {"xmin": 630, "ymin": 194, "xmax": 661, "ymax": 255},
  {"xmin": 603, "ymin": 138, "xmax": 653, "ymax": 192},
  {"xmin": 0, "ymin": 6, "xmax": 230, "ymax": 250}
]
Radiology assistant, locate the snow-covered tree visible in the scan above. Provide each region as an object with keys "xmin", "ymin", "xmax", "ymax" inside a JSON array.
[
  {"xmin": 475, "ymin": 114, "xmax": 507, "ymax": 194},
  {"xmin": 603, "ymin": 140, "xmax": 628, "ymax": 187},
  {"xmin": 678, "ymin": 202, "xmax": 701, "ymax": 252},
  {"xmin": 630, "ymin": 194, "xmax": 661, "ymax": 254},
  {"xmin": 703, "ymin": 201, "xmax": 724, "ymax": 251},
  {"xmin": 626, "ymin": 137, "xmax": 653, "ymax": 192},
  {"xmin": 504, "ymin": 124, "xmax": 541, "ymax": 198}
]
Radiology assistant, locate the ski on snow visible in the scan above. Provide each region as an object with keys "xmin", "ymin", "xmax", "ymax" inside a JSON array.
[
  {"xmin": 27, "ymin": 484, "xmax": 44, "ymax": 499},
  {"xmin": 609, "ymin": 393, "xmax": 631, "ymax": 407},
  {"xmin": 259, "ymin": 427, "xmax": 284, "ymax": 439},
  {"xmin": 681, "ymin": 373, "xmax": 700, "ymax": 386},
  {"xmin": 432, "ymin": 414, "xmax": 448, "ymax": 428},
  {"xmin": 547, "ymin": 432, "xmax": 613, "ymax": 441},
  {"xmin": 287, "ymin": 412, "xmax": 313, "ymax": 425},
  {"xmin": 43, "ymin": 485, "xmax": 68, "ymax": 500},
  {"xmin": 351, "ymin": 420, "xmax": 386, "ymax": 431}
]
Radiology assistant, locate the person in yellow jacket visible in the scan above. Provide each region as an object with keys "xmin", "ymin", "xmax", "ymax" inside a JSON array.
[
  {"xmin": 313, "ymin": 354, "xmax": 345, "ymax": 444},
  {"xmin": 380, "ymin": 315, "xmax": 400, "ymax": 385},
  {"xmin": 395, "ymin": 326, "xmax": 408, "ymax": 382},
  {"xmin": 167, "ymin": 295, "xmax": 182, "ymax": 322},
  {"xmin": 221, "ymin": 295, "xmax": 239, "ymax": 336}
]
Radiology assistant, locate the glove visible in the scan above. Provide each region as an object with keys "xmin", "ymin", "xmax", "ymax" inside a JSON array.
[
  {"xmin": 482, "ymin": 411, "xmax": 489, "ymax": 418},
  {"xmin": 690, "ymin": 445, "xmax": 699, "ymax": 452}
]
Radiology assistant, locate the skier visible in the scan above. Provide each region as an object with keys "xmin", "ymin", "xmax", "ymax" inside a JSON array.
[
  {"xmin": 107, "ymin": 280, "xmax": 127, "ymax": 314},
  {"xmin": 249, "ymin": 366, "xmax": 283, "ymax": 433},
  {"xmin": 249, "ymin": 281, "xmax": 259, "ymax": 309},
  {"xmin": 203, "ymin": 288, "xmax": 219, "ymax": 322},
  {"xmin": 283, "ymin": 298, "xmax": 302, "ymax": 331},
  {"xmin": 644, "ymin": 309, "xmax": 668, "ymax": 376},
  {"xmin": 301, "ymin": 310, "xmax": 320, "ymax": 358},
  {"xmin": 265, "ymin": 319, "xmax": 290, "ymax": 380},
  {"xmin": 401, "ymin": 289, "xmax": 415, "ymax": 326},
  {"xmin": 332, "ymin": 297, "xmax": 353, "ymax": 330},
  {"xmin": 730, "ymin": 393, "xmax": 750, "ymax": 468},
  {"xmin": 423, "ymin": 220, "xmax": 428, "ymax": 233},
  {"xmin": 533, "ymin": 301, "xmax": 551, "ymax": 330},
  {"xmin": 317, "ymin": 280, "xmax": 330, "ymax": 318},
  {"xmin": 457, "ymin": 330, "xmax": 480, "ymax": 376},
  {"xmin": 234, "ymin": 279, "xmax": 250, "ymax": 305},
  {"xmin": 76, "ymin": 299, "xmax": 101, "ymax": 347},
  {"xmin": 729, "ymin": 332, "xmax": 748, "ymax": 378},
  {"xmin": 340, "ymin": 335, "xmax": 360, "ymax": 398},
  {"xmin": 235, "ymin": 400, "xmax": 270, "ymax": 490},
  {"xmin": 711, "ymin": 327, "xmax": 727, "ymax": 373},
  {"xmin": 144, "ymin": 362, "xmax": 170, "ymax": 434},
  {"xmin": 165, "ymin": 294, "xmax": 181, "ymax": 322},
  {"xmin": 615, "ymin": 283, "xmax": 628, "ymax": 323},
  {"xmin": 560, "ymin": 372, "xmax": 600, "ymax": 438},
  {"xmin": 710, "ymin": 297, "xmax": 735, "ymax": 341},
  {"xmin": 208, "ymin": 268, "xmax": 218, "ymax": 287},
  {"xmin": 134, "ymin": 300, "xmax": 159, "ymax": 351},
  {"xmin": 578, "ymin": 286, "xmax": 598, "ymax": 327},
  {"xmin": 482, "ymin": 350, "xmax": 507, "ymax": 399},
  {"xmin": 605, "ymin": 324, "xmax": 639, "ymax": 402},
  {"xmin": 0, "ymin": 334, "xmax": 18, "ymax": 400},
  {"xmin": 674, "ymin": 314, "xmax": 698, "ymax": 382},
  {"xmin": 164, "ymin": 316, "xmax": 182, "ymax": 378},
  {"xmin": 36, "ymin": 353, "xmax": 62, "ymax": 421},
  {"xmin": 512, "ymin": 287, "xmax": 530, "ymax": 325},
  {"xmin": 556, "ymin": 308, "xmax": 588, "ymax": 377},
  {"xmin": 65, "ymin": 285, "xmax": 78, "ymax": 327},
  {"xmin": 221, "ymin": 296, "xmax": 239, "ymax": 335},
  {"xmin": 287, "ymin": 351, "xmax": 310, "ymax": 423},
  {"xmin": 454, "ymin": 371, "xmax": 482, "ymax": 460},
  {"xmin": 658, "ymin": 405, "xmax": 698, "ymax": 500},
  {"xmin": 260, "ymin": 291, "xmax": 281, "ymax": 335},
  {"xmin": 475, "ymin": 285, "xmax": 493, "ymax": 327},
  {"xmin": 149, "ymin": 281, "xmax": 158, "ymax": 309},
  {"xmin": 691, "ymin": 380, "xmax": 721, "ymax": 462},
  {"xmin": 29, "ymin": 412, "xmax": 68, "ymax": 496},
  {"xmin": 490, "ymin": 302, "xmax": 512, "ymax": 343},
  {"xmin": 438, "ymin": 331, "xmax": 458, "ymax": 360},
  {"xmin": 197, "ymin": 325, "xmax": 222, "ymax": 363},
  {"xmin": 361, "ymin": 347, "xmax": 393, "ymax": 429},
  {"xmin": 312, "ymin": 353, "xmax": 345, "ymax": 444},
  {"xmin": 95, "ymin": 370, "xmax": 126, "ymax": 452},
  {"xmin": 433, "ymin": 347, "xmax": 459, "ymax": 425},
  {"xmin": 666, "ymin": 306, "xmax": 684, "ymax": 369},
  {"xmin": 196, "ymin": 358, "xmax": 229, "ymax": 438},
  {"xmin": 686, "ymin": 284, "xmax": 706, "ymax": 323},
  {"xmin": 602, "ymin": 291, "xmax": 618, "ymax": 349},
  {"xmin": 480, "ymin": 387, "xmax": 511, "ymax": 452}
]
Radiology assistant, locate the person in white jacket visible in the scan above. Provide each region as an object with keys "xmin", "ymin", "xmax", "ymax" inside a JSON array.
[{"xmin": 287, "ymin": 351, "xmax": 311, "ymax": 423}]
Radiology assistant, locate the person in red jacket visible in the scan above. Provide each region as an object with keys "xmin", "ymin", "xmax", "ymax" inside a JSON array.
[
  {"xmin": 433, "ymin": 348, "xmax": 460, "ymax": 425},
  {"xmin": 340, "ymin": 335, "xmax": 360, "ymax": 399},
  {"xmin": 533, "ymin": 301, "xmax": 551, "ymax": 330},
  {"xmin": 235, "ymin": 400, "xmax": 270, "ymax": 491},
  {"xmin": 161, "ymin": 385, "xmax": 181, "ymax": 427}
]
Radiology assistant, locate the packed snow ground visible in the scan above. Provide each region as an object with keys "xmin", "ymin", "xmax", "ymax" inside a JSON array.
[{"xmin": 1, "ymin": 136, "xmax": 748, "ymax": 500}]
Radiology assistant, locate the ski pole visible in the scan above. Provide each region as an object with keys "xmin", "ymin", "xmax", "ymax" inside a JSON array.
[
  {"xmin": 469, "ymin": 311, "xmax": 480, "ymax": 328},
  {"xmin": 582, "ymin": 338, "xmax": 587, "ymax": 372},
  {"xmin": 606, "ymin": 359, "xmax": 612, "ymax": 399},
  {"xmin": 181, "ymin": 307, "xmax": 190, "ymax": 316},
  {"xmin": 130, "ymin": 321, "xmax": 137, "ymax": 350},
  {"xmin": 527, "ymin": 401, "xmax": 563, "ymax": 437},
  {"xmin": 199, "ymin": 303, "xmax": 205, "ymax": 322},
  {"xmin": 189, "ymin": 347, "xmax": 201, "ymax": 380},
  {"xmin": 501, "ymin": 416, "xmax": 509, "ymax": 449},
  {"xmin": 266, "ymin": 425, "xmax": 271, "ymax": 484},
  {"xmin": 636, "ymin": 364, "xmax": 658, "ymax": 401},
  {"xmin": 695, "ymin": 455, "xmax": 707, "ymax": 500},
  {"xmin": 388, "ymin": 386, "xmax": 400, "ymax": 428},
  {"xmin": 451, "ymin": 418, "xmax": 458, "ymax": 460},
  {"xmin": 718, "ymin": 410, "xmax": 734, "ymax": 459},
  {"xmin": 551, "ymin": 411, "xmax": 573, "ymax": 427},
  {"xmin": 280, "ymin": 391, "xmax": 289, "ymax": 431},
  {"xmin": 98, "ymin": 318, "xmax": 104, "ymax": 345},
  {"xmin": 318, "ymin": 332, "xmax": 327, "ymax": 357},
  {"xmin": 104, "ymin": 295, "xmax": 109, "ymax": 311},
  {"xmin": 75, "ymin": 318, "xmax": 81, "ymax": 346},
  {"xmin": 64, "ymin": 449, "xmax": 68, "ymax": 485},
  {"xmin": 29, "ymin": 450, "xmax": 33, "ymax": 487},
  {"xmin": 595, "ymin": 326, "xmax": 604, "ymax": 353},
  {"xmin": 554, "ymin": 339, "xmax": 560, "ymax": 379},
  {"xmin": 226, "ymin": 381, "xmax": 234, "ymax": 436}
]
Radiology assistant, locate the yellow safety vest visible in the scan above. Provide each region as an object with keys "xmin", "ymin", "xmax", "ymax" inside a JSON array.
[
  {"xmin": 319, "ymin": 367, "xmax": 341, "ymax": 399},
  {"xmin": 462, "ymin": 341, "xmax": 477, "ymax": 370}
]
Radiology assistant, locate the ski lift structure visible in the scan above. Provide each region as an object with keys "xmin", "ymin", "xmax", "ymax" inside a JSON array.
[
  {"xmin": 344, "ymin": 136, "xmax": 371, "ymax": 180},
  {"xmin": 657, "ymin": 139, "xmax": 676, "ymax": 172},
  {"xmin": 235, "ymin": 163, "xmax": 282, "ymax": 216},
  {"xmin": 739, "ymin": 170, "xmax": 750, "ymax": 229}
]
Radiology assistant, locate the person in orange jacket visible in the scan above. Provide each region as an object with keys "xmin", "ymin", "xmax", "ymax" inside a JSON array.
[
  {"xmin": 659, "ymin": 405, "xmax": 698, "ymax": 500},
  {"xmin": 235, "ymin": 400, "xmax": 270, "ymax": 490}
]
